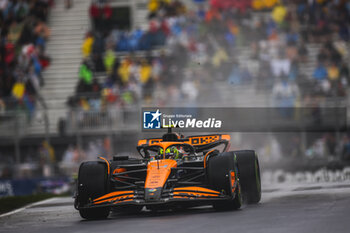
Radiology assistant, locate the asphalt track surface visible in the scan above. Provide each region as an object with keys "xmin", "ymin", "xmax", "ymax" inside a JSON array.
[{"xmin": 1, "ymin": 183, "xmax": 350, "ymax": 233}]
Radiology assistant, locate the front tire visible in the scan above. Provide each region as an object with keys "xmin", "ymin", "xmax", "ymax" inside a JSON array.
[{"xmin": 77, "ymin": 161, "xmax": 110, "ymax": 220}]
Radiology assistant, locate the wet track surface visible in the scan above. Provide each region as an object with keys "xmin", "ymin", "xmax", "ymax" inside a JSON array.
[{"xmin": 1, "ymin": 183, "xmax": 350, "ymax": 233}]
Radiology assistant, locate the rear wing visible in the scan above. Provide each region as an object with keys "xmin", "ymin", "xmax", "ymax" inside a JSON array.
[{"xmin": 138, "ymin": 134, "xmax": 231, "ymax": 152}]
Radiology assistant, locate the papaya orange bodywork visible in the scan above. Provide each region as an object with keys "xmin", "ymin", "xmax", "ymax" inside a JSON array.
[
  {"xmin": 137, "ymin": 139, "xmax": 147, "ymax": 146},
  {"xmin": 221, "ymin": 134, "xmax": 231, "ymax": 141},
  {"xmin": 98, "ymin": 156, "xmax": 110, "ymax": 174},
  {"xmin": 203, "ymin": 149, "xmax": 215, "ymax": 168},
  {"xmin": 94, "ymin": 194, "xmax": 134, "ymax": 205},
  {"xmin": 93, "ymin": 190, "xmax": 134, "ymax": 202},
  {"xmin": 173, "ymin": 186, "xmax": 220, "ymax": 194},
  {"xmin": 93, "ymin": 190, "xmax": 134, "ymax": 205},
  {"xmin": 145, "ymin": 159, "xmax": 177, "ymax": 189}
]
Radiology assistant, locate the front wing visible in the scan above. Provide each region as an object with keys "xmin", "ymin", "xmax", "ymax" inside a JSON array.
[{"xmin": 78, "ymin": 187, "xmax": 232, "ymax": 209}]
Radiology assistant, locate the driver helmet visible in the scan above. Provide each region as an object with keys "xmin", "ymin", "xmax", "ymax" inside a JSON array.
[
  {"xmin": 158, "ymin": 148, "xmax": 164, "ymax": 158},
  {"xmin": 165, "ymin": 146, "xmax": 181, "ymax": 159}
]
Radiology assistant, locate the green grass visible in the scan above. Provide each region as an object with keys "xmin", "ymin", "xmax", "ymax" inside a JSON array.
[{"xmin": 0, "ymin": 193, "xmax": 66, "ymax": 215}]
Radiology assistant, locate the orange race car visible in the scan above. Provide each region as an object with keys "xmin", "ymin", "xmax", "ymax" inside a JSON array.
[{"xmin": 74, "ymin": 129, "xmax": 261, "ymax": 220}]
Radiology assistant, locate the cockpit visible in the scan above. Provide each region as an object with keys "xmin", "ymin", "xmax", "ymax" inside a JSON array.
[{"xmin": 138, "ymin": 142, "xmax": 196, "ymax": 161}]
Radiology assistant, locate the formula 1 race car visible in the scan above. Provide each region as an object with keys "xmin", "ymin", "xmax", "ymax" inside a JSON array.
[{"xmin": 74, "ymin": 130, "xmax": 261, "ymax": 220}]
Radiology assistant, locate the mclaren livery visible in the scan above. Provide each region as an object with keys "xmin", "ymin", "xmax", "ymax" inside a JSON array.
[{"xmin": 75, "ymin": 130, "xmax": 261, "ymax": 220}]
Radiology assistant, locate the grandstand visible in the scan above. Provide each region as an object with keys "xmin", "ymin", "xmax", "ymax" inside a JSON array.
[
  {"xmin": 0, "ymin": 0, "xmax": 349, "ymax": 179},
  {"xmin": 28, "ymin": 0, "xmax": 90, "ymax": 135}
]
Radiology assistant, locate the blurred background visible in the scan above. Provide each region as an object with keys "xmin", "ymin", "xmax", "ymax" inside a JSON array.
[{"xmin": 0, "ymin": 0, "xmax": 349, "ymax": 196}]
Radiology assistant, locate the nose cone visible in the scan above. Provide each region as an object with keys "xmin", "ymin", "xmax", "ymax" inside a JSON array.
[{"xmin": 144, "ymin": 159, "xmax": 177, "ymax": 202}]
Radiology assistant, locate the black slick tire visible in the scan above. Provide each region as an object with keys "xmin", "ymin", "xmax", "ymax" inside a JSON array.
[{"xmin": 77, "ymin": 161, "xmax": 110, "ymax": 220}]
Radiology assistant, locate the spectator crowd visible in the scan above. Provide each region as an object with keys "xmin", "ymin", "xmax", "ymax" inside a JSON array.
[
  {"xmin": 249, "ymin": 0, "xmax": 350, "ymax": 107},
  {"xmin": 0, "ymin": 0, "xmax": 53, "ymax": 117},
  {"xmin": 68, "ymin": 0, "xmax": 350, "ymax": 112}
]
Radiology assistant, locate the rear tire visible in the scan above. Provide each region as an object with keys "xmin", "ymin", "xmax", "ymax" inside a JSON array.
[
  {"xmin": 234, "ymin": 150, "xmax": 261, "ymax": 204},
  {"xmin": 77, "ymin": 161, "xmax": 110, "ymax": 220}
]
